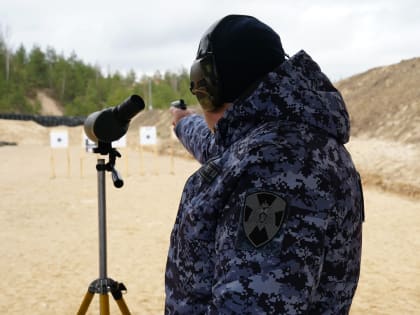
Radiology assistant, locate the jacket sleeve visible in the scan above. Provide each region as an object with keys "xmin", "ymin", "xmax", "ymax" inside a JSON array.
[
  {"xmin": 210, "ymin": 162, "xmax": 330, "ymax": 314},
  {"xmin": 174, "ymin": 114, "xmax": 220, "ymax": 164},
  {"xmin": 211, "ymin": 199, "xmax": 324, "ymax": 315}
]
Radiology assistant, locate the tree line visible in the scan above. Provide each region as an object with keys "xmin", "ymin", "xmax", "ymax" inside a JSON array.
[{"xmin": 0, "ymin": 35, "xmax": 197, "ymax": 116}]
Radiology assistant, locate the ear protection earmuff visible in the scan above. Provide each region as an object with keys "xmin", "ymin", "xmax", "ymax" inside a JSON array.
[
  {"xmin": 189, "ymin": 19, "xmax": 224, "ymax": 112},
  {"xmin": 189, "ymin": 54, "xmax": 220, "ymax": 112}
]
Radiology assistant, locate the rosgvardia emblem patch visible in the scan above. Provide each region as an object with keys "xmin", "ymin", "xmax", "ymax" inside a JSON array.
[{"xmin": 243, "ymin": 191, "xmax": 287, "ymax": 248}]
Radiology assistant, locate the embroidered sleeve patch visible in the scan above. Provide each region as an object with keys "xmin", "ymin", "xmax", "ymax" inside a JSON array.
[{"xmin": 242, "ymin": 191, "xmax": 287, "ymax": 248}]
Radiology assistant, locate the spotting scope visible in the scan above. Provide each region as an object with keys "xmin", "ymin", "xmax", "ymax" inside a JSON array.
[{"xmin": 84, "ymin": 95, "xmax": 145, "ymax": 143}]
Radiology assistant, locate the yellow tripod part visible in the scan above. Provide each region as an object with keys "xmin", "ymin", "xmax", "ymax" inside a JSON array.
[
  {"xmin": 77, "ymin": 291, "xmax": 94, "ymax": 315},
  {"xmin": 99, "ymin": 293, "xmax": 110, "ymax": 315},
  {"xmin": 115, "ymin": 296, "xmax": 131, "ymax": 315}
]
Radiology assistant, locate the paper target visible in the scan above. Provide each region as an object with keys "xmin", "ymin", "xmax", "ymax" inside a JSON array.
[
  {"xmin": 139, "ymin": 126, "xmax": 157, "ymax": 145},
  {"xmin": 50, "ymin": 130, "xmax": 69, "ymax": 148}
]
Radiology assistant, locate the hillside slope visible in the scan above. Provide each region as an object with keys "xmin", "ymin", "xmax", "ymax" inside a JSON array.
[
  {"xmin": 336, "ymin": 57, "xmax": 420, "ymax": 144},
  {"xmin": 37, "ymin": 90, "xmax": 64, "ymax": 116}
]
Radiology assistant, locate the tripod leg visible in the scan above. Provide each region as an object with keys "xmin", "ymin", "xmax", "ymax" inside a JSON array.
[
  {"xmin": 100, "ymin": 293, "xmax": 110, "ymax": 315},
  {"xmin": 114, "ymin": 296, "xmax": 131, "ymax": 315},
  {"xmin": 110, "ymin": 281, "xmax": 131, "ymax": 315},
  {"xmin": 77, "ymin": 291, "xmax": 94, "ymax": 315}
]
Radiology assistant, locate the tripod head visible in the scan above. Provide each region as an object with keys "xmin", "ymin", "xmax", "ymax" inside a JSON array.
[{"xmin": 94, "ymin": 141, "xmax": 124, "ymax": 188}]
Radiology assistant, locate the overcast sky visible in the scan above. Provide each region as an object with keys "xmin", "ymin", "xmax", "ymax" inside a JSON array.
[{"xmin": 1, "ymin": 0, "xmax": 419, "ymax": 81}]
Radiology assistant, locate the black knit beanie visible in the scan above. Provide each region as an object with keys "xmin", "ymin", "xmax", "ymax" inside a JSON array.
[{"xmin": 211, "ymin": 15, "xmax": 285, "ymax": 103}]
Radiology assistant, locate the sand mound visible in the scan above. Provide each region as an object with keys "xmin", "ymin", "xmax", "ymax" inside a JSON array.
[
  {"xmin": 0, "ymin": 119, "xmax": 48, "ymax": 145},
  {"xmin": 336, "ymin": 57, "xmax": 420, "ymax": 144},
  {"xmin": 37, "ymin": 90, "xmax": 64, "ymax": 116},
  {"xmin": 346, "ymin": 137, "xmax": 420, "ymax": 197}
]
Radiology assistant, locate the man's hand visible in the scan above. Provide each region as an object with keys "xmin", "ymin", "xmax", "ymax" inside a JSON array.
[{"xmin": 170, "ymin": 107, "xmax": 194, "ymax": 127}]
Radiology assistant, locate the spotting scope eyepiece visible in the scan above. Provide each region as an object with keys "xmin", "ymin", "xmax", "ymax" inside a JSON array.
[{"xmin": 84, "ymin": 95, "xmax": 145, "ymax": 143}]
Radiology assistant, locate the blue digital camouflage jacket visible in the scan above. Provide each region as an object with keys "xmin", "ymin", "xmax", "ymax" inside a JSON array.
[{"xmin": 165, "ymin": 51, "xmax": 364, "ymax": 315}]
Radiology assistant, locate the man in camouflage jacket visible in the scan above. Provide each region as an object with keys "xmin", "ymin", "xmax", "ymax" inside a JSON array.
[{"xmin": 166, "ymin": 15, "xmax": 364, "ymax": 315}]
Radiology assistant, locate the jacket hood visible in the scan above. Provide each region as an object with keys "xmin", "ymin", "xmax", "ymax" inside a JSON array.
[{"xmin": 215, "ymin": 50, "xmax": 350, "ymax": 148}]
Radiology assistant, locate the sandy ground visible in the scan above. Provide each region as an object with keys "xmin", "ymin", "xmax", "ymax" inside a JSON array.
[
  {"xmin": 0, "ymin": 120, "xmax": 419, "ymax": 314},
  {"xmin": 36, "ymin": 91, "xmax": 64, "ymax": 116}
]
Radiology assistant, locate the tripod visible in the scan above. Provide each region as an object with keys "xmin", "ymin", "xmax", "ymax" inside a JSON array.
[{"xmin": 77, "ymin": 142, "xmax": 131, "ymax": 315}]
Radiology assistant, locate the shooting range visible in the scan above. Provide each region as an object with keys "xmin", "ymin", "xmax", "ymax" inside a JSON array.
[
  {"xmin": 1, "ymin": 0, "xmax": 420, "ymax": 312},
  {"xmin": 1, "ymin": 106, "xmax": 419, "ymax": 314}
]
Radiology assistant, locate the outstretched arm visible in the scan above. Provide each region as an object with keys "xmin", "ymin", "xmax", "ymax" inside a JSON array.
[{"xmin": 171, "ymin": 108, "xmax": 220, "ymax": 164}]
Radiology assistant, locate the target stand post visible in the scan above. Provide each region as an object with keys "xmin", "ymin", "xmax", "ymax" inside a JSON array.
[{"xmin": 77, "ymin": 141, "xmax": 131, "ymax": 315}]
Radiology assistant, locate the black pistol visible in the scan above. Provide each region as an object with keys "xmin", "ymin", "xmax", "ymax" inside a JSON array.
[{"xmin": 170, "ymin": 99, "xmax": 187, "ymax": 110}]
